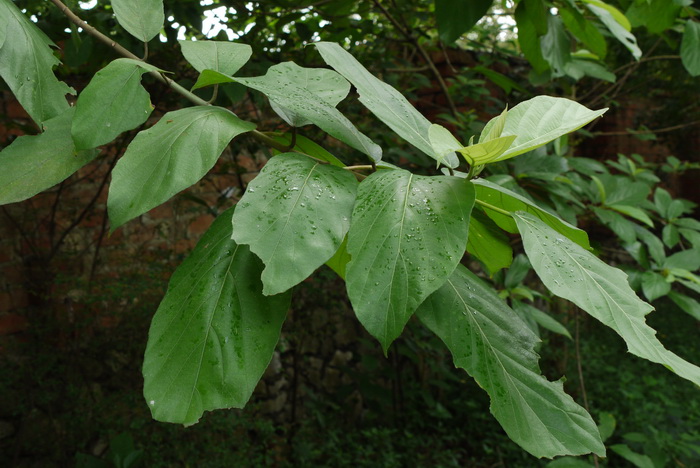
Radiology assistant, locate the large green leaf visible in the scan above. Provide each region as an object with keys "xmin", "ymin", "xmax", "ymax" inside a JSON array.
[
  {"xmin": 514, "ymin": 1, "xmax": 550, "ymax": 74},
  {"xmin": 111, "ymin": 0, "xmax": 164, "ymax": 42},
  {"xmin": 586, "ymin": 3, "xmax": 642, "ymax": 60},
  {"xmin": 179, "ymin": 40, "xmax": 252, "ymax": 75},
  {"xmin": 626, "ymin": 0, "xmax": 680, "ymax": 35},
  {"xmin": 0, "ymin": 2, "xmax": 72, "ymax": 126},
  {"xmin": 0, "ymin": 108, "xmax": 97, "ymax": 205},
  {"xmin": 314, "ymin": 42, "xmax": 459, "ymax": 168},
  {"xmin": 435, "ymin": 0, "xmax": 493, "ymax": 43},
  {"xmin": 473, "ymin": 179, "xmax": 590, "ymax": 249},
  {"xmin": 681, "ymin": 21, "xmax": 700, "ymax": 77},
  {"xmin": 231, "ymin": 153, "xmax": 357, "ymax": 295},
  {"xmin": 480, "ymin": 96, "xmax": 607, "ymax": 161},
  {"xmin": 346, "ymin": 169, "xmax": 474, "ymax": 352},
  {"xmin": 72, "ymin": 58, "xmax": 159, "ymax": 150},
  {"xmin": 108, "ymin": 106, "xmax": 256, "ymax": 230},
  {"xmin": 234, "ymin": 62, "xmax": 380, "ymax": 160},
  {"xmin": 416, "ymin": 265, "xmax": 604, "ymax": 458},
  {"xmin": 514, "ymin": 211, "xmax": 700, "ymax": 386},
  {"xmin": 540, "ymin": 15, "xmax": 571, "ymax": 77},
  {"xmin": 467, "ymin": 208, "xmax": 513, "ymax": 274},
  {"xmin": 142, "ymin": 206, "xmax": 291, "ymax": 425}
]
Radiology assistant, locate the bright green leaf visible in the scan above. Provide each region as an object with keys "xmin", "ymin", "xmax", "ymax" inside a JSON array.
[
  {"xmin": 234, "ymin": 62, "xmax": 380, "ymax": 160},
  {"xmin": 72, "ymin": 58, "xmax": 158, "ymax": 150},
  {"xmin": 641, "ymin": 271, "xmax": 671, "ymax": 301},
  {"xmin": 586, "ymin": 3, "xmax": 642, "ymax": 60},
  {"xmin": 0, "ymin": 108, "xmax": 97, "ymax": 205},
  {"xmin": 231, "ymin": 153, "xmax": 357, "ymax": 295},
  {"xmin": 346, "ymin": 170, "xmax": 474, "ymax": 352},
  {"xmin": 435, "ymin": 0, "xmax": 493, "ymax": 43},
  {"xmin": 514, "ymin": 211, "xmax": 700, "ymax": 387},
  {"xmin": 681, "ymin": 21, "xmax": 700, "ymax": 77},
  {"xmin": 179, "ymin": 40, "xmax": 252, "ymax": 75},
  {"xmin": 0, "ymin": 2, "xmax": 72, "ymax": 126},
  {"xmin": 473, "ymin": 178, "xmax": 591, "ymax": 249},
  {"xmin": 190, "ymin": 69, "xmax": 236, "ymax": 91},
  {"xmin": 142, "ymin": 206, "xmax": 291, "ymax": 425},
  {"xmin": 314, "ymin": 42, "xmax": 458, "ymax": 168},
  {"xmin": 582, "ymin": 0, "xmax": 632, "ymax": 30},
  {"xmin": 481, "ymin": 106, "xmax": 509, "ymax": 143},
  {"xmin": 467, "ymin": 208, "xmax": 513, "ymax": 274},
  {"xmin": 108, "ymin": 106, "xmax": 256, "ymax": 230},
  {"xmin": 111, "ymin": 0, "xmax": 164, "ymax": 42},
  {"xmin": 480, "ymin": 96, "xmax": 607, "ymax": 162},
  {"xmin": 458, "ymin": 135, "xmax": 517, "ymax": 165},
  {"xmin": 416, "ymin": 265, "xmax": 604, "ymax": 458}
]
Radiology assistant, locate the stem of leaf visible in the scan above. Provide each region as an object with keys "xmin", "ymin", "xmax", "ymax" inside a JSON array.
[
  {"xmin": 474, "ymin": 199, "xmax": 512, "ymax": 217},
  {"xmin": 344, "ymin": 165, "xmax": 374, "ymax": 171}
]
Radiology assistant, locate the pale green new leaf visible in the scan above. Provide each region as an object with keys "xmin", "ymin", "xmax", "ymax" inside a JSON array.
[
  {"xmin": 179, "ymin": 40, "xmax": 252, "ymax": 75},
  {"xmin": 346, "ymin": 170, "xmax": 475, "ymax": 352},
  {"xmin": 585, "ymin": 3, "xmax": 642, "ymax": 60},
  {"xmin": 480, "ymin": 96, "xmax": 606, "ymax": 162},
  {"xmin": 142, "ymin": 206, "xmax": 291, "ymax": 425},
  {"xmin": 234, "ymin": 62, "xmax": 380, "ymax": 160},
  {"xmin": 314, "ymin": 42, "xmax": 459, "ymax": 168},
  {"xmin": 473, "ymin": 179, "xmax": 590, "ymax": 249},
  {"xmin": 190, "ymin": 69, "xmax": 236, "ymax": 91},
  {"xmin": 458, "ymin": 135, "xmax": 517, "ymax": 165},
  {"xmin": 0, "ymin": 2, "xmax": 72, "ymax": 126},
  {"xmin": 514, "ymin": 211, "xmax": 700, "ymax": 386},
  {"xmin": 72, "ymin": 58, "xmax": 159, "ymax": 150},
  {"xmin": 108, "ymin": 106, "xmax": 256, "ymax": 230},
  {"xmin": 0, "ymin": 108, "xmax": 98, "ymax": 205},
  {"xmin": 416, "ymin": 265, "xmax": 604, "ymax": 458},
  {"xmin": 111, "ymin": 0, "xmax": 164, "ymax": 42},
  {"xmin": 480, "ymin": 106, "xmax": 509, "ymax": 143},
  {"xmin": 681, "ymin": 21, "xmax": 700, "ymax": 77},
  {"xmin": 231, "ymin": 153, "xmax": 357, "ymax": 295}
]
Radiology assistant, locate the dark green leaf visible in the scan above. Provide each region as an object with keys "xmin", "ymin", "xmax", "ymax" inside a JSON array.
[
  {"xmin": 417, "ymin": 265, "xmax": 603, "ymax": 458},
  {"xmin": 143, "ymin": 206, "xmax": 291, "ymax": 425},
  {"xmin": 179, "ymin": 40, "xmax": 252, "ymax": 75},
  {"xmin": 314, "ymin": 42, "xmax": 458, "ymax": 167},
  {"xmin": 681, "ymin": 21, "xmax": 700, "ymax": 77},
  {"xmin": 231, "ymin": 153, "xmax": 357, "ymax": 295},
  {"xmin": 108, "ymin": 106, "xmax": 256, "ymax": 230},
  {"xmin": 505, "ymin": 254, "xmax": 531, "ymax": 289},
  {"xmin": 593, "ymin": 207, "xmax": 637, "ymax": 245},
  {"xmin": 626, "ymin": 0, "xmax": 681, "ymax": 35},
  {"xmin": 540, "ymin": 15, "xmax": 571, "ymax": 77},
  {"xmin": 0, "ymin": 2, "xmax": 72, "ymax": 126},
  {"xmin": 668, "ymin": 292, "xmax": 700, "ymax": 321},
  {"xmin": 560, "ymin": 6, "xmax": 607, "ymax": 58},
  {"xmin": 514, "ymin": 1, "xmax": 550, "ymax": 74},
  {"xmin": 325, "ymin": 236, "xmax": 350, "ymax": 280},
  {"xmin": 111, "ymin": 0, "xmax": 164, "ymax": 42},
  {"xmin": 663, "ymin": 249, "xmax": 700, "ymax": 271},
  {"xmin": 467, "ymin": 208, "xmax": 513, "ymax": 274},
  {"xmin": 435, "ymin": 0, "xmax": 493, "ymax": 43},
  {"xmin": 268, "ymin": 133, "xmax": 346, "ymax": 168},
  {"xmin": 235, "ymin": 62, "xmax": 380, "ymax": 160},
  {"xmin": 346, "ymin": 170, "xmax": 474, "ymax": 352},
  {"xmin": 514, "ymin": 211, "xmax": 700, "ymax": 386},
  {"xmin": 72, "ymin": 58, "xmax": 158, "ymax": 150},
  {"xmin": 514, "ymin": 301, "xmax": 573, "ymax": 340},
  {"xmin": 609, "ymin": 445, "xmax": 655, "ymax": 468},
  {"xmin": 473, "ymin": 179, "xmax": 591, "ymax": 249},
  {"xmin": 0, "ymin": 108, "xmax": 97, "ymax": 205},
  {"xmin": 607, "ymin": 204, "xmax": 654, "ymax": 228},
  {"xmin": 641, "ymin": 271, "xmax": 671, "ymax": 301},
  {"xmin": 662, "ymin": 224, "xmax": 680, "ymax": 248}
]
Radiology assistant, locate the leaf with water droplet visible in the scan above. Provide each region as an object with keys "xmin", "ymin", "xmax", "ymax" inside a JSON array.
[
  {"xmin": 416, "ymin": 264, "xmax": 604, "ymax": 458},
  {"xmin": 143, "ymin": 206, "xmax": 291, "ymax": 425},
  {"xmin": 232, "ymin": 153, "xmax": 357, "ymax": 295},
  {"xmin": 346, "ymin": 169, "xmax": 475, "ymax": 352}
]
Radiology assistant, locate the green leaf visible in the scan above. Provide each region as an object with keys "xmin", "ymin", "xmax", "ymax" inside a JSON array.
[
  {"xmin": 231, "ymin": 153, "xmax": 357, "ymax": 295},
  {"xmin": 314, "ymin": 42, "xmax": 458, "ymax": 168},
  {"xmin": 641, "ymin": 271, "xmax": 671, "ymax": 301},
  {"xmin": 267, "ymin": 133, "xmax": 346, "ymax": 168},
  {"xmin": 668, "ymin": 292, "xmax": 700, "ymax": 321},
  {"xmin": 108, "ymin": 106, "xmax": 256, "ymax": 230},
  {"xmin": 523, "ymin": 0, "xmax": 549, "ymax": 35},
  {"xmin": 662, "ymin": 224, "xmax": 680, "ymax": 248},
  {"xmin": 586, "ymin": 3, "xmax": 642, "ymax": 60},
  {"xmin": 416, "ymin": 265, "xmax": 604, "ymax": 458},
  {"xmin": 72, "ymin": 58, "xmax": 158, "ymax": 150},
  {"xmin": 514, "ymin": 211, "xmax": 700, "ymax": 387},
  {"xmin": 111, "ymin": 0, "xmax": 164, "ymax": 42},
  {"xmin": 597, "ymin": 412, "xmax": 616, "ymax": 442},
  {"xmin": 560, "ymin": 6, "xmax": 607, "ymax": 59},
  {"xmin": 635, "ymin": 226, "xmax": 666, "ymax": 266},
  {"xmin": 681, "ymin": 21, "xmax": 700, "ymax": 77},
  {"xmin": 458, "ymin": 135, "xmax": 517, "ymax": 166},
  {"xmin": 540, "ymin": 15, "xmax": 572, "ymax": 77},
  {"xmin": 467, "ymin": 208, "xmax": 513, "ymax": 274},
  {"xmin": 0, "ymin": 108, "xmax": 97, "ymax": 205},
  {"xmin": 609, "ymin": 445, "xmax": 655, "ymax": 468},
  {"xmin": 626, "ymin": 0, "xmax": 681, "ymax": 35},
  {"xmin": 663, "ymin": 248, "xmax": 700, "ymax": 271},
  {"xmin": 234, "ymin": 62, "xmax": 380, "ymax": 160},
  {"xmin": 505, "ymin": 254, "xmax": 531, "ymax": 289},
  {"xmin": 428, "ymin": 124, "xmax": 462, "ymax": 167},
  {"xmin": 142, "ymin": 206, "xmax": 291, "ymax": 425},
  {"xmin": 546, "ymin": 457, "xmax": 595, "ymax": 468},
  {"xmin": 325, "ymin": 236, "xmax": 350, "ymax": 280},
  {"xmin": 514, "ymin": 301, "xmax": 573, "ymax": 340},
  {"xmin": 473, "ymin": 179, "xmax": 591, "ymax": 249},
  {"xmin": 190, "ymin": 69, "xmax": 237, "ymax": 91},
  {"xmin": 480, "ymin": 96, "xmax": 607, "ymax": 162},
  {"xmin": 514, "ymin": 1, "xmax": 550, "ymax": 74},
  {"xmin": 593, "ymin": 207, "xmax": 637, "ymax": 244},
  {"xmin": 179, "ymin": 40, "xmax": 252, "ymax": 75},
  {"xmin": 564, "ymin": 59, "xmax": 616, "ymax": 83},
  {"xmin": 607, "ymin": 204, "xmax": 654, "ymax": 228},
  {"xmin": 346, "ymin": 170, "xmax": 475, "ymax": 352},
  {"xmin": 435, "ymin": 0, "xmax": 493, "ymax": 43},
  {"xmin": 0, "ymin": 2, "xmax": 72, "ymax": 126}
]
